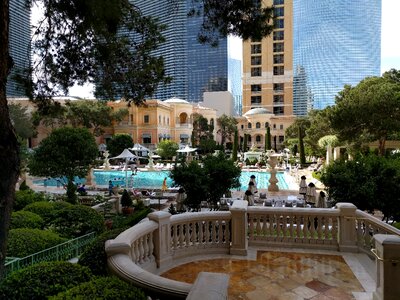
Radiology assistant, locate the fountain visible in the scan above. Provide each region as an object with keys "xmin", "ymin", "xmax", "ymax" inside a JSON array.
[
  {"xmin": 103, "ymin": 150, "xmax": 111, "ymax": 170},
  {"xmin": 267, "ymin": 150, "xmax": 279, "ymax": 192},
  {"xmin": 147, "ymin": 151, "xmax": 155, "ymax": 171}
]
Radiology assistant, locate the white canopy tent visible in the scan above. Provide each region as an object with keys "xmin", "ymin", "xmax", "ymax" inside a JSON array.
[{"xmin": 110, "ymin": 149, "xmax": 137, "ymax": 188}]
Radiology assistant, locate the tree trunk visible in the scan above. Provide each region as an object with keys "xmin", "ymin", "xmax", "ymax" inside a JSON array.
[
  {"xmin": 299, "ymin": 126, "xmax": 306, "ymax": 167},
  {"xmin": 0, "ymin": 0, "xmax": 21, "ymax": 279},
  {"xmin": 378, "ymin": 137, "xmax": 386, "ymax": 156},
  {"xmin": 232, "ymin": 129, "xmax": 238, "ymax": 162}
]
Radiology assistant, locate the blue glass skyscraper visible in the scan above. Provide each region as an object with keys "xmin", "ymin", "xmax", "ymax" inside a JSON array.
[
  {"xmin": 134, "ymin": 0, "xmax": 241, "ymax": 103},
  {"xmin": 7, "ymin": 0, "xmax": 31, "ymax": 97},
  {"xmin": 293, "ymin": 0, "xmax": 381, "ymax": 113}
]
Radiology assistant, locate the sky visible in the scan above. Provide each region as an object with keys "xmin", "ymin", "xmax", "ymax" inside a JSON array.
[{"xmin": 56, "ymin": 0, "xmax": 400, "ymax": 97}]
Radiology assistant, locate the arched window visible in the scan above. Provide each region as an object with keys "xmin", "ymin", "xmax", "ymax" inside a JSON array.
[
  {"xmin": 163, "ymin": 116, "xmax": 166, "ymax": 125},
  {"xmin": 256, "ymin": 122, "xmax": 261, "ymax": 129},
  {"xmin": 256, "ymin": 135, "xmax": 261, "ymax": 142},
  {"xmin": 210, "ymin": 118, "xmax": 214, "ymax": 127},
  {"xmin": 159, "ymin": 115, "xmax": 161, "ymax": 123},
  {"xmin": 179, "ymin": 112, "xmax": 188, "ymax": 124},
  {"xmin": 265, "ymin": 122, "xmax": 269, "ymax": 128},
  {"xmin": 248, "ymin": 122, "xmax": 252, "ymax": 129}
]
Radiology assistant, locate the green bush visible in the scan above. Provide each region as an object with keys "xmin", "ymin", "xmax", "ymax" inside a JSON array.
[
  {"xmin": 120, "ymin": 189, "xmax": 133, "ymax": 207},
  {"xmin": 7, "ymin": 228, "xmax": 67, "ymax": 257},
  {"xmin": 0, "ymin": 261, "xmax": 92, "ymax": 300},
  {"xmin": 14, "ymin": 190, "xmax": 48, "ymax": 211},
  {"xmin": 122, "ymin": 207, "xmax": 152, "ymax": 227},
  {"xmin": 10, "ymin": 211, "xmax": 44, "ymax": 229},
  {"xmin": 78, "ymin": 228, "xmax": 128, "ymax": 276},
  {"xmin": 23, "ymin": 201, "xmax": 56, "ymax": 222},
  {"xmin": 49, "ymin": 276, "xmax": 146, "ymax": 300},
  {"xmin": 50, "ymin": 205, "xmax": 105, "ymax": 238}
]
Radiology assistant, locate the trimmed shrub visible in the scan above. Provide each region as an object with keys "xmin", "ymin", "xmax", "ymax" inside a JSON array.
[
  {"xmin": 50, "ymin": 205, "xmax": 105, "ymax": 238},
  {"xmin": 122, "ymin": 207, "xmax": 152, "ymax": 227},
  {"xmin": 7, "ymin": 228, "xmax": 67, "ymax": 257},
  {"xmin": 78, "ymin": 228, "xmax": 128, "ymax": 276},
  {"xmin": 14, "ymin": 190, "xmax": 48, "ymax": 211},
  {"xmin": 23, "ymin": 201, "xmax": 56, "ymax": 222},
  {"xmin": 10, "ymin": 211, "xmax": 44, "ymax": 229},
  {"xmin": 0, "ymin": 261, "xmax": 92, "ymax": 300},
  {"xmin": 49, "ymin": 276, "xmax": 146, "ymax": 299}
]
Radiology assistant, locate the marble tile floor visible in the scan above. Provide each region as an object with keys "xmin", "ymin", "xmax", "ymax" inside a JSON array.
[{"xmin": 161, "ymin": 248, "xmax": 375, "ymax": 300}]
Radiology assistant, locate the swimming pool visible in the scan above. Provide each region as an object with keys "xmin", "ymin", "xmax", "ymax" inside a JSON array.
[{"xmin": 34, "ymin": 170, "xmax": 290, "ymax": 190}]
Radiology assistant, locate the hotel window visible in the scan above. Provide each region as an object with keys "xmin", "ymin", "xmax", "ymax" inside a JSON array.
[
  {"xmin": 143, "ymin": 136, "xmax": 151, "ymax": 144},
  {"xmin": 251, "ymin": 56, "xmax": 262, "ymax": 65},
  {"xmin": 273, "ymin": 54, "xmax": 284, "ymax": 64},
  {"xmin": 274, "ymin": 19, "xmax": 284, "ymax": 29},
  {"xmin": 256, "ymin": 135, "xmax": 262, "ymax": 142},
  {"xmin": 251, "ymin": 84, "xmax": 262, "ymax": 93},
  {"xmin": 279, "ymin": 136, "xmax": 285, "ymax": 143},
  {"xmin": 273, "ymin": 95, "xmax": 284, "ymax": 103},
  {"xmin": 273, "ymin": 0, "xmax": 284, "ymax": 5},
  {"xmin": 273, "ymin": 107, "xmax": 284, "ymax": 115},
  {"xmin": 273, "ymin": 31, "xmax": 284, "ymax": 41},
  {"xmin": 251, "ymin": 96, "xmax": 262, "ymax": 104},
  {"xmin": 274, "ymin": 7, "xmax": 284, "ymax": 17},
  {"xmin": 280, "ymin": 124, "xmax": 284, "ymax": 130},
  {"xmin": 273, "ymin": 66, "xmax": 284, "ymax": 75},
  {"xmin": 159, "ymin": 115, "xmax": 161, "ymax": 123},
  {"xmin": 251, "ymin": 67, "xmax": 262, "ymax": 77},
  {"xmin": 273, "ymin": 43, "xmax": 284, "ymax": 52},
  {"xmin": 256, "ymin": 122, "xmax": 261, "ymax": 129},
  {"xmin": 251, "ymin": 44, "xmax": 261, "ymax": 54},
  {"xmin": 265, "ymin": 122, "xmax": 269, "ymax": 128},
  {"xmin": 248, "ymin": 122, "xmax": 252, "ymax": 129},
  {"xmin": 144, "ymin": 115, "xmax": 149, "ymax": 123},
  {"xmin": 274, "ymin": 83, "xmax": 284, "ymax": 92}
]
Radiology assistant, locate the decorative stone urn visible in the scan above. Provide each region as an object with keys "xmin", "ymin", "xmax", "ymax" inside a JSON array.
[{"xmin": 267, "ymin": 154, "xmax": 279, "ymax": 192}]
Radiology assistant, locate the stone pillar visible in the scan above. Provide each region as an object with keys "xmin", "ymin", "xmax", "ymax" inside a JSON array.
[
  {"xmin": 373, "ymin": 234, "xmax": 400, "ymax": 300},
  {"xmin": 229, "ymin": 200, "xmax": 248, "ymax": 256},
  {"xmin": 326, "ymin": 145, "xmax": 333, "ymax": 165},
  {"xmin": 336, "ymin": 203, "xmax": 358, "ymax": 252},
  {"xmin": 333, "ymin": 147, "xmax": 341, "ymax": 161},
  {"xmin": 148, "ymin": 211, "xmax": 172, "ymax": 268}
]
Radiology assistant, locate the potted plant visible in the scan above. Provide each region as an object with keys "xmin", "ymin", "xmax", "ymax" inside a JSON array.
[{"xmin": 120, "ymin": 189, "xmax": 134, "ymax": 215}]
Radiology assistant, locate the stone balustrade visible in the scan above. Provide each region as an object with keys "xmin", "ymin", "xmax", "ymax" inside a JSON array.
[{"xmin": 106, "ymin": 202, "xmax": 400, "ymax": 299}]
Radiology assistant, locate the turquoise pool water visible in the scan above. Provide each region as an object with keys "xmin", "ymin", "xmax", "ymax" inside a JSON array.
[{"xmin": 34, "ymin": 170, "xmax": 289, "ymax": 190}]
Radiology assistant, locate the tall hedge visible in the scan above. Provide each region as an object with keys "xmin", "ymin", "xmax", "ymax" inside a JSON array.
[
  {"xmin": 50, "ymin": 205, "xmax": 105, "ymax": 238},
  {"xmin": 13, "ymin": 190, "xmax": 48, "ymax": 211},
  {"xmin": 10, "ymin": 211, "xmax": 44, "ymax": 229},
  {"xmin": 49, "ymin": 276, "xmax": 146, "ymax": 300},
  {"xmin": 7, "ymin": 228, "xmax": 67, "ymax": 257},
  {"xmin": 0, "ymin": 262, "xmax": 92, "ymax": 299}
]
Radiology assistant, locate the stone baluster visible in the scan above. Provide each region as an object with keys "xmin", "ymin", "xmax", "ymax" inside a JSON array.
[{"xmin": 148, "ymin": 211, "xmax": 172, "ymax": 268}]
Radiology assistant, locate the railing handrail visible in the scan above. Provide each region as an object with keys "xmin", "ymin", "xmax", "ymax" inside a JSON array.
[
  {"xmin": 4, "ymin": 231, "xmax": 97, "ymax": 277},
  {"xmin": 247, "ymin": 206, "xmax": 340, "ymax": 217},
  {"xmin": 355, "ymin": 210, "xmax": 400, "ymax": 235},
  {"xmin": 170, "ymin": 211, "xmax": 231, "ymax": 225}
]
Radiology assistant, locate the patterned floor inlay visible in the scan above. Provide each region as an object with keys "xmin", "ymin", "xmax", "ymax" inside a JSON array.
[{"xmin": 161, "ymin": 251, "xmax": 365, "ymax": 299}]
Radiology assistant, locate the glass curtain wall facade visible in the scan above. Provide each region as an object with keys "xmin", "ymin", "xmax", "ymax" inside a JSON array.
[
  {"xmin": 134, "ymin": 0, "xmax": 241, "ymax": 103},
  {"xmin": 293, "ymin": 0, "xmax": 381, "ymax": 113},
  {"xmin": 8, "ymin": 0, "xmax": 31, "ymax": 97}
]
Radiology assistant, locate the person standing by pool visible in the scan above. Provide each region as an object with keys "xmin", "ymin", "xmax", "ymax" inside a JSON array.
[
  {"xmin": 108, "ymin": 180, "xmax": 113, "ymax": 196},
  {"xmin": 243, "ymin": 189, "xmax": 254, "ymax": 206},
  {"xmin": 162, "ymin": 177, "xmax": 167, "ymax": 192},
  {"xmin": 249, "ymin": 175, "xmax": 258, "ymax": 194}
]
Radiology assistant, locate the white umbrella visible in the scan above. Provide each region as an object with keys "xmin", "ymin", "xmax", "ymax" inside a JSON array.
[
  {"xmin": 110, "ymin": 149, "xmax": 137, "ymax": 188},
  {"xmin": 176, "ymin": 145, "xmax": 197, "ymax": 153},
  {"xmin": 130, "ymin": 143, "xmax": 149, "ymax": 152}
]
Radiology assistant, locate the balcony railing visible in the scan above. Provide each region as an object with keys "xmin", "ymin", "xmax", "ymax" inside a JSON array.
[{"xmin": 106, "ymin": 202, "xmax": 400, "ymax": 300}]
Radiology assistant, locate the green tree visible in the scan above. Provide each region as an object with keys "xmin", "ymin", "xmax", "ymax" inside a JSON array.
[
  {"xmin": 9, "ymin": 103, "xmax": 36, "ymax": 140},
  {"xmin": 320, "ymin": 155, "xmax": 400, "ymax": 222},
  {"xmin": 0, "ymin": 0, "xmax": 275, "ymax": 279},
  {"xmin": 66, "ymin": 100, "xmax": 128, "ymax": 136},
  {"xmin": 106, "ymin": 134, "xmax": 133, "ymax": 157},
  {"xmin": 157, "ymin": 140, "xmax": 179, "ymax": 159},
  {"xmin": 232, "ymin": 129, "xmax": 238, "ymax": 162},
  {"xmin": 298, "ymin": 125, "xmax": 306, "ymax": 166},
  {"xmin": 171, "ymin": 153, "xmax": 240, "ymax": 209},
  {"xmin": 243, "ymin": 134, "xmax": 248, "ymax": 152},
  {"xmin": 28, "ymin": 127, "xmax": 98, "ymax": 203},
  {"xmin": 217, "ymin": 114, "xmax": 238, "ymax": 146},
  {"xmin": 192, "ymin": 113, "xmax": 213, "ymax": 146},
  {"xmin": 330, "ymin": 71, "xmax": 400, "ymax": 156},
  {"xmin": 265, "ymin": 124, "xmax": 271, "ymax": 151}
]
